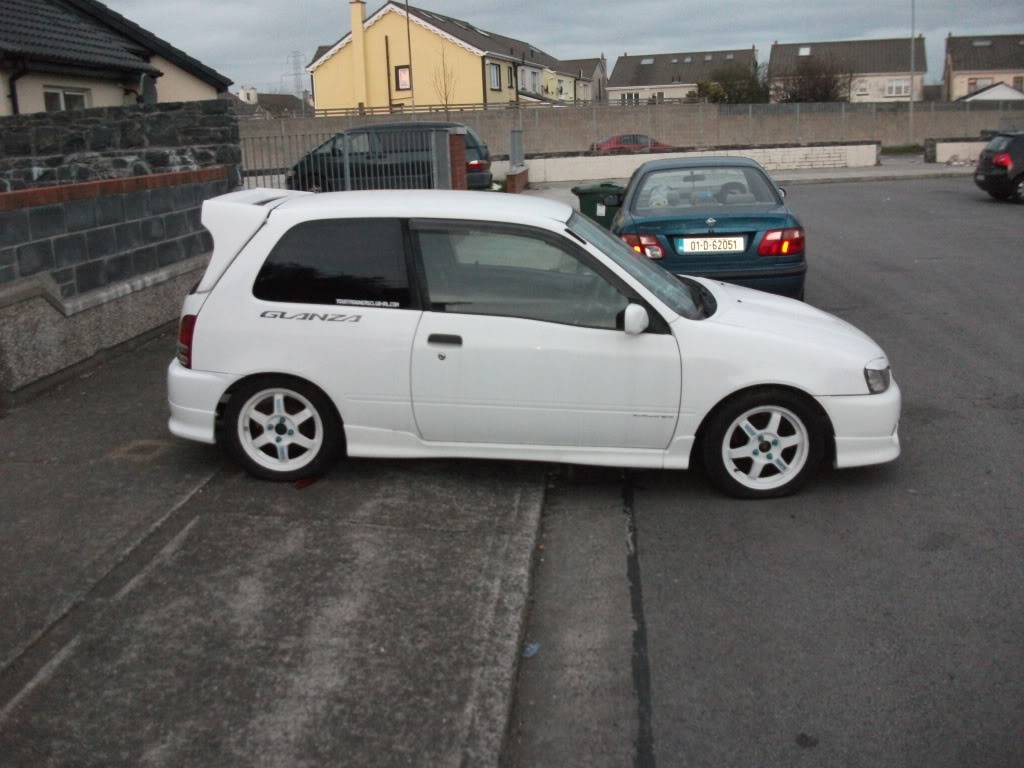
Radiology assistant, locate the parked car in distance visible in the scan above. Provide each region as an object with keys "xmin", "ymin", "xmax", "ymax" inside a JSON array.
[
  {"xmin": 609, "ymin": 157, "xmax": 806, "ymax": 300},
  {"xmin": 591, "ymin": 134, "xmax": 674, "ymax": 154},
  {"xmin": 974, "ymin": 131, "xmax": 1023, "ymax": 202},
  {"xmin": 168, "ymin": 188, "xmax": 900, "ymax": 499},
  {"xmin": 286, "ymin": 121, "xmax": 492, "ymax": 192}
]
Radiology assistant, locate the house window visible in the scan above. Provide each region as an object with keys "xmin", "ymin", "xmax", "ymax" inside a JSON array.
[
  {"xmin": 531, "ymin": 71, "xmax": 539, "ymax": 92},
  {"xmin": 683, "ymin": 56, "xmax": 692, "ymax": 63},
  {"xmin": 557, "ymin": 79, "xmax": 565, "ymax": 96},
  {"xmin": 854, "ymin": 80, "xmax": 870, "ymax": 97},
  {"xmin": 620, "ymin": 92, "xmax": 639, "ymax": 105},
  {"xmin": 885, "ymin": 78, "xmax": 911, "ymax": 97},
  {"xmin": 44, "ymin": 87, "xmax": 90, "ymax": 112},
  {"xmin": 489, "ymin": 63, "xmax": 501, "ymax": 91},
  {"xmin": 640, "ymin": 58, "xmax": 654, "ymax": 65},
  {"xmin": 704, "ymin": 54, "xmax": 712, "ymax": 61},
  {"xmin": 394, "ymin": 65, "xmax": 411, "ymax": 91},
  {"xmin": 968, "ymin": 77, "xmax": 993, "ymax": 93},
  {"xmin": 507, "ymin": 65, "xmax": 514, "ymax": 89},
  {"xmin": 725, "ymin": 53, "xmax": 734, "ymax": 60},
  {"xmin": 798, "ymin": 46, "xmax": 811, "ymax": 56}
]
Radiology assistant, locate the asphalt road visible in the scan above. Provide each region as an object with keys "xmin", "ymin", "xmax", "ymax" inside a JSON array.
[{"xmin": 506, "ymin": 178, "xmax": 1024, "ymax": 767}]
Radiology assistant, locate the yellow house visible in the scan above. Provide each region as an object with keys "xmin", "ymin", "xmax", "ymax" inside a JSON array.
[{"xmin": 308, "ymin": 1, "xmax": 590, "ymax": 112}]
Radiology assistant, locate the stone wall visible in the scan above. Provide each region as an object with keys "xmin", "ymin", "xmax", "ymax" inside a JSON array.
[
  {"xmin": 0, "ymin": 100, "xmax": 240, "ymax": 192},
  {"xmin": 0, "ymin": 168, "xmax": 228, "ymax": 298},
  {"xmin": 0, "ymin": 166, "xmax": 232, "ymax": 397}
]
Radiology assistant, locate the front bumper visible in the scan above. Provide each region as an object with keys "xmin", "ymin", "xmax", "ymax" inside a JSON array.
[
  {"xmin": 167, "ymin": 359, "xmax": 239, "ymax": 445},
  {"xmin": 816, "ymin": 380, "xmax": 902, "ymax": 469}
]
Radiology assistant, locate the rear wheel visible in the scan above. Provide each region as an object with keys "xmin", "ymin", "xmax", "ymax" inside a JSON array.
[
  {"xmin": 1014, "ymin": 175, "xmax": 1024, "ymax": 203},
  {"xmin": 701, "ymin": 389, "xmax": 827, "ymax": 499},
  {"xmin": 988, "ymin": 188, "xmax": 1014, "ymax": 201},
  {"xmin": 222, "ymin": 377, "xmax": 341, "ymax": 481}
]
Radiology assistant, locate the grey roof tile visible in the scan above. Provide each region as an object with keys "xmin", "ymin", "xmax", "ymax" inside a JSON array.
[
  {"xmin": 769, "ymin": 38, "xmax": 926, "ymax": 77},
  {"xmin": 946, "ymin": 34, "xmax": 1024, "ymax": 72},
  {"xmin": 608, "ymin": 49, "xmax": 757, "ymax": 88}
]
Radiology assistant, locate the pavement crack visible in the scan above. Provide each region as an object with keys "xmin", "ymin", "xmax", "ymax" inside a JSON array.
[{"xmin": 623, "ymin": 470, "xmax": 656, "ymax": 768}]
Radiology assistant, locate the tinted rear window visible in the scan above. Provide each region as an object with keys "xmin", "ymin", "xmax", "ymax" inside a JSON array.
[
  {"xmin": 254, "ymin": 218, "xmax": 411, "ymax": 308},
  {"xmin": 986, "ymin": 136, "xmax": 1012, "ymax": 152}
]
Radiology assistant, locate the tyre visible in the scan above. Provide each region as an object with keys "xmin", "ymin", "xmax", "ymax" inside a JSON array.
[
  {"xmin": 987, "ymin": 189, "xmax": 1013, "ymax": 201},
  {"xmin": 221, "ymin": 376, "xmax": 342, "ymax": 481},
  {"xmin": 1015, "ymin": 175, "xmax": 1024, "ymax": 203},
  {"xmin": 701, "ymin": 388, "xmax": 828, "ymax": 499}
]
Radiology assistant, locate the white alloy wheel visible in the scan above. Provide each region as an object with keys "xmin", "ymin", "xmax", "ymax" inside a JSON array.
[
  {"xmin": 236, "ymin": 387, "xmax": 324, "ymax": 473},
  {"xmin": 720, "ymin": 405, "xmax": 810, "ymax": 492}
]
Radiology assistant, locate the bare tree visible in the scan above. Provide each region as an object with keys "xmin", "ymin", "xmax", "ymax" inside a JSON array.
[
  {"xmin": 772, "ymin": 56, "xmax": 852, "ymax": 103},
  {"xmin": 432, "ymin": 47, "xmax": 458, "ymax": 117},
  {"xmin": 697, "ymin": 63, "xmax": 769, "ymax": 104}
]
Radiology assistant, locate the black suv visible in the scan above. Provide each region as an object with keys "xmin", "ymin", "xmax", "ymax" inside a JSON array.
[
  {"xmin": 974, "ymin": 131, "xmax": 1024, "ymax": 202},
  {"xmin": 285, "ymin": 122, "xmax": 492, "ymax": 192}
]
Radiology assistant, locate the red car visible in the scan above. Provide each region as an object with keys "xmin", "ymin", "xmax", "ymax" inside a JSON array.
[{"xmin": 591, "ymin": 134, "xmax": 674, "ymax": 154}]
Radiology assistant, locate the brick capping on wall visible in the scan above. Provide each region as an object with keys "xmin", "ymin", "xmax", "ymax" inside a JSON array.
[
  {"xmin": 490, "ymin": 139, "xmax": 881, "ymax": 162},
  {"xmin": 0, "ymin": 167, "xmax": 229, "ymax": 212}
]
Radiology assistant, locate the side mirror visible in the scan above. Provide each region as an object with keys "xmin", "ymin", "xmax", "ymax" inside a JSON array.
[
  {"xmin": 603, "ymin": 193, "xmax": 623, "ymax": 207},
  {"xmin": 623, "ymin": 303, "xmax": 649, "ymax": 335},
  {"xmin": 778, "ymin": 187, "xmax": 787, "ymax": 198}
]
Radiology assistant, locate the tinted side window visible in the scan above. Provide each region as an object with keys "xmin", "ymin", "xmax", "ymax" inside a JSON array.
[
  {"xmin": 254, "ymin": 218, "xmax": 411, "ymax": 308},
  {"xmin": 415, "ymin": 226, "xmax": 629, "ymax": 330}
]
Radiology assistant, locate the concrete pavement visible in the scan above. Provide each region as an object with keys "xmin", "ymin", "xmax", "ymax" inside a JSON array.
[
  {"xmin": 0, "ymin": 336, "xmax": 545, "ymax": 766},
  {"xmin": 508, "ymin": 177, "xmax": 1024, "ymax": 768}
]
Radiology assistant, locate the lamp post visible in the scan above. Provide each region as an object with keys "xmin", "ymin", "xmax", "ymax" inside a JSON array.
[{"xmin": 908, "ymin": 0, "xmax": 915, "ymax": 145}]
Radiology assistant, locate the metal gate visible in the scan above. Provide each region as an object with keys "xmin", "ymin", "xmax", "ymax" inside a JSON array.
[{"xmin": 241, "ymin": 126, "xmax": 454, "ymax": 191}]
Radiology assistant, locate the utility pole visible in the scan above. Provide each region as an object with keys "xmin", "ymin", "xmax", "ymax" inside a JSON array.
[
  {"xmin": 908, "ymin": 0, "xmax": 915, "ymax": 145},
  {"xmin": 405, "ymin": 0, "xmax": 416, "ymax": 107}
]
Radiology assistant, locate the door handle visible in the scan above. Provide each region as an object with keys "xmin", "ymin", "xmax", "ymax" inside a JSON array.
[{"xmin": 427, "ymin": 334, "xmax": 462, "ymax": 346}]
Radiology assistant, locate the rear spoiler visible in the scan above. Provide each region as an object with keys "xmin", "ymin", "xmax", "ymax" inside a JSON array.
[{"xmin": 195, "ymin": 188, "xmax": 310, "ymax": 293}]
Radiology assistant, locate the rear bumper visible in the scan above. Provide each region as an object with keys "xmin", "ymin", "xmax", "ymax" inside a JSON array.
[
  {"xmin": 816, "ymin": 381, "xmax": 902, "ymax": 469},
  {"xmin": 973, "ymin": 171, "xmax": 1016, "ymax": 195},
  {"xmin": 167, "ymin": 360, "xmax": 238, "ymax": 445},
  {"xmin": 678, "ymin": 264, "xmax": 806, "ymax": 299},
  {"xmin": 468, "ymin": 170, "xmax": 493, "ymax": 190}
]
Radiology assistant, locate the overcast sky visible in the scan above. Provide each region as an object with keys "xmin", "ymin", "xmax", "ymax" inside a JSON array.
[{"xmin": 103, "ymin": 0, "xmax": 1024, "ymax": 91}]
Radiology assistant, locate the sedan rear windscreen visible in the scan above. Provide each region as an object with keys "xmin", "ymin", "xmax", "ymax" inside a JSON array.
[{"xmin": 632, "ymin": 167, "xmax": 779, "ymax": 213}]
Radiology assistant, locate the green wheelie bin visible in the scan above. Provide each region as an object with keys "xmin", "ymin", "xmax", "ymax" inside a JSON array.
[{"xmin": 571, "ymin": 182, "xmax": 625, "ymax": 228}]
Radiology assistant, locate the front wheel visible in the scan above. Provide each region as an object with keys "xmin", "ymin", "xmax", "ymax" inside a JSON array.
[
  {"xmin": 221, "ymin": 377, "xmax": 342, "ymax": 481},
  {"xmin": 701, "ymin": 389, "xmax": 828, "ymax": 499}
]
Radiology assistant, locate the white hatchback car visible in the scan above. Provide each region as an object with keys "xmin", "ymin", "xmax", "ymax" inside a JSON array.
[{"xmin": 168, "ymin": 188, "xmax": 900, "ymax": 499}]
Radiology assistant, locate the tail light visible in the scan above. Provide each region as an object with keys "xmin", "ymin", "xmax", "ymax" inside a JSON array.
[
  {"xmin": 467, "ymin": 159, "xmax": 490, "ymax": 172},
  {"xmin": 621, "ymin": 233, "xmax": 664, "ymax": 259},
  {"xmin": 758, "ymin": 228, "xmax": 805, "ymax": 257},
  {"xmin": 992, "ymin": 152, "xmax": 1013, "ymax": 171},
  {"xmin": 177, "ymin": 314, "xmax": 197, "ymax": 368}
]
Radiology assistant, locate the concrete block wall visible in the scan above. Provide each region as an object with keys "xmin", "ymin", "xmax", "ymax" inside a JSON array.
[
  {"xmin": 491, "ymin": 142, "xmax": 879, "ymax": 184},
  {"xmin": 242, "ymin": 101, "xmax": 1024, "ymax": 170},
  {"xmin": 0, "ymin": 100, "xmax": 241, "ymax": 192}
]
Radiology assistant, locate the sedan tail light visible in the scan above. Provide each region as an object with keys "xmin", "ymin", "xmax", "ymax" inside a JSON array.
[
  {"xmin": 758, "ymin": 228, "xmax": 805, "ymax": 257},
  {"xmin": 992, "ymin": 152, "xmax": 1013, "ymax": 171},
  {"xmin": 621, "ymin": 233, "xmax": 664, "ymax": 259},
  {"xmin": 177, "ymin": 314, "xmax": 197, "ymax": 369},
  {"xmin": 467, "ymin": 159, "xmax": 491, "ymax": 172}
]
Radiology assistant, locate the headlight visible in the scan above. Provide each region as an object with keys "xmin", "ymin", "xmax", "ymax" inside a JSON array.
[{"xmin": 864, "ymin": 361, "xmax": 891, "ymax": 394}]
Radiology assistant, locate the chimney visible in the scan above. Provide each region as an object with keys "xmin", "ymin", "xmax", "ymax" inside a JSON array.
[{"xmin": 349, "ymin": 0, "xmax": 368, "ymax": 107}]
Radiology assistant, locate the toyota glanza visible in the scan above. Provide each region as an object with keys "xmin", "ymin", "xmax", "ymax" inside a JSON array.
[{"xmin": 168, "ymin": 189, "xmax": 900, "ymax": 499}]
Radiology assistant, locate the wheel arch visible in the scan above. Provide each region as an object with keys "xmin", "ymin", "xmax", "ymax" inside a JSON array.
[
  {"xmin": 216, "ymin": 372, "xmax": 346, "ymax": 452},
  {"xmin": 691, "ymin": 383, "xmax": 835, "ymax": 466}
]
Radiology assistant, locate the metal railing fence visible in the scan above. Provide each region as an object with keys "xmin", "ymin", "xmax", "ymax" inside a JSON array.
[{"xmin": 241, "ymin": 126, "xmax": 454, "ymax": 191}]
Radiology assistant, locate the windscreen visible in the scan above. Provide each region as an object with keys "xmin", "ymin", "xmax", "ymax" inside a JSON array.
[{"xmin": 632, "ymin": 166, "xmax": 779, "ymax": 214}]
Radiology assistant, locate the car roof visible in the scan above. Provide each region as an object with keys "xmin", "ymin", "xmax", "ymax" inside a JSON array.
[
  {"xmin": 634, "ymin": 156, "xmax": 767, "ymax": 173},
  {"xmin": 274, "ymin": 190, "xmax": 573, "ymax": 225}
]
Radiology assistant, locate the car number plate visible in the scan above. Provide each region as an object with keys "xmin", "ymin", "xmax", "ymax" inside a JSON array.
[{"xmin": 679, "ymin": 236, "xmax": 745, "ymax": 254}]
